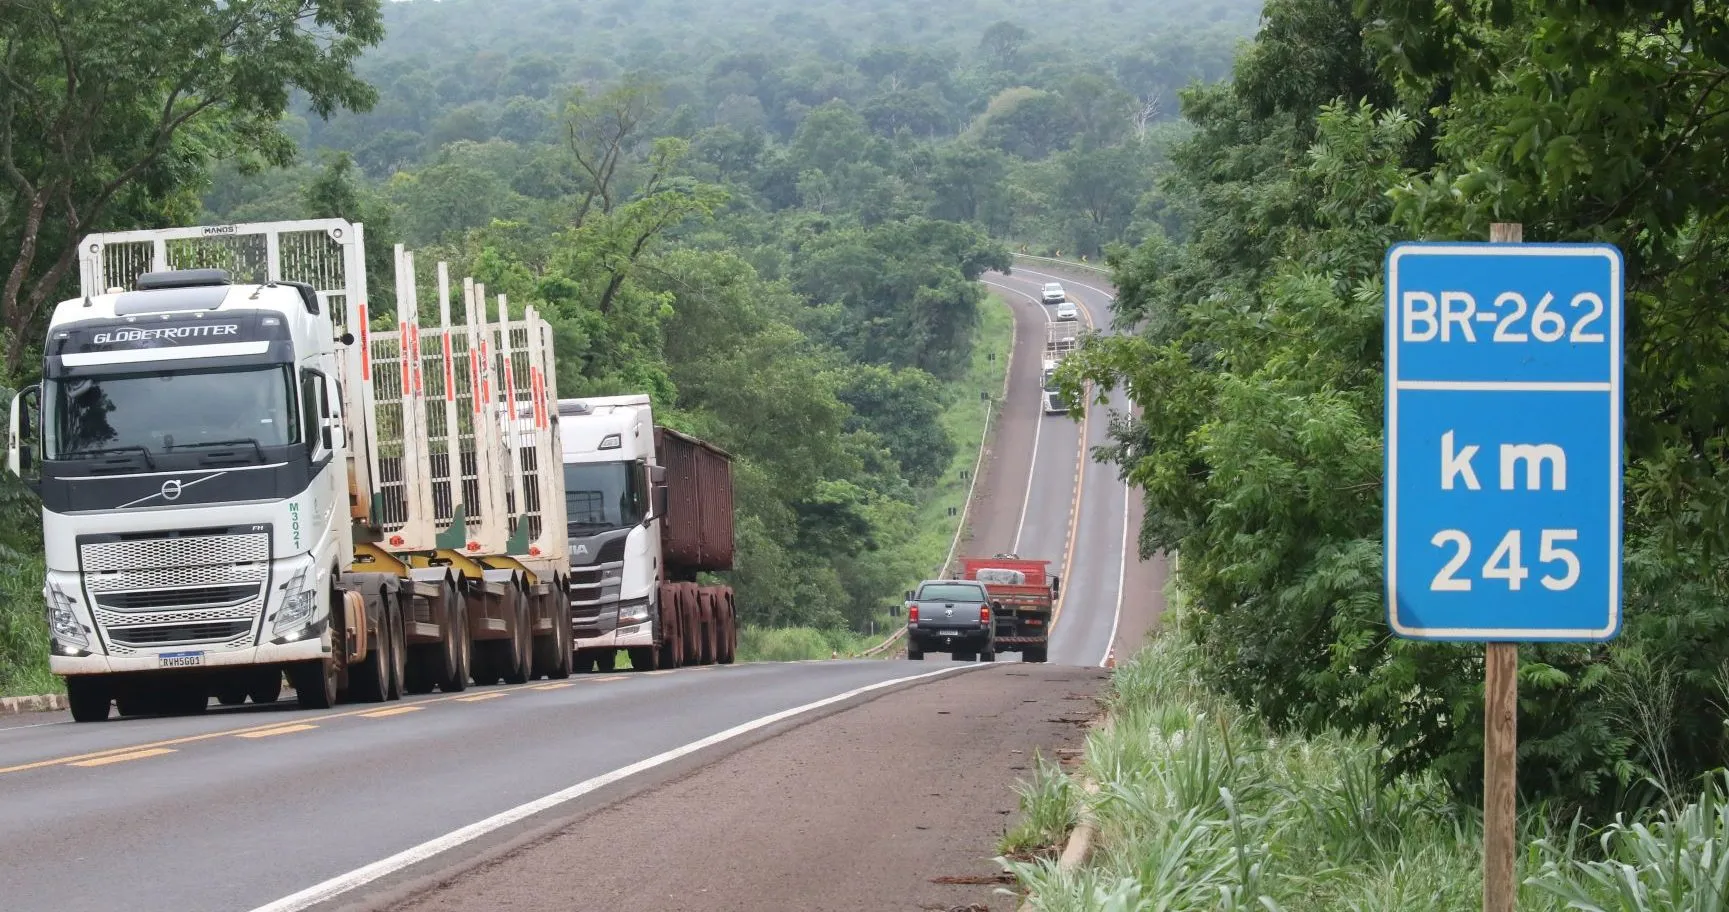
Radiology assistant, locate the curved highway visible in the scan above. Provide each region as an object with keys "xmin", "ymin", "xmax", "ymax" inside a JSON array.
[
  {"xmin": 0, "ymin": 261, "xmax": 1163, "ymax": 912},
  {"xmin": 974, "ymin": 263, "xmax": 1167, "ymax": 667}
]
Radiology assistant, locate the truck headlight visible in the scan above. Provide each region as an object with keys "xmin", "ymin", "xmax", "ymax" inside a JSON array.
[
  {"xmin": 44, "ymin": 581, "xmax": 88, "ymax": 649},
  {"xmin": 272, "ymin": 567, "xmax": 318, "ymax": 636},
  {"xmin": 617, "ymin": 597, "xmax": 650, "ymax": 624}
]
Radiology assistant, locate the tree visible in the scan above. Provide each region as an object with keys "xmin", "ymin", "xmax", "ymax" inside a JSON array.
[
  {"xmin": 978, "ymin": 21, "xmax": 1030, "ymax": 72},
  {"xmin": 563, "ymin": 75, "xmax": 659, "ymax": 225},
  {"xmin": 0, "ymin": 0, "xmax": 383, "ymax": 372}
]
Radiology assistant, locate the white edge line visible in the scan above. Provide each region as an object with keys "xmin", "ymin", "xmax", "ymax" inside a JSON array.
[
  {"xmin": 1396, "ymin": 381, "xmax": 1611, "ymax": 392},
  {"xmin": 246, "ymin": 665, "xmax": 972, "ymax": 912},
  {"xmin": 1101, "ymin": 482, "xmax": 1128, "ymax": 667},
  {"xmin": 979, "ymin": 280, "xmax": 1053, "ymax": 553}
]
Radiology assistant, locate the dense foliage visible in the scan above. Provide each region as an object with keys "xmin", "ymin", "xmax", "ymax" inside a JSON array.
[{"xmin": 1068, "ymin": 0, "xmax": 1729, "ymax": 820}]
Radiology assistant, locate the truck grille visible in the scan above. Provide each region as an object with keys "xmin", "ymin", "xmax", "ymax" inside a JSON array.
[{"xmin": 78, "ymin": 530, "xmax": 272, "ymax": 652}]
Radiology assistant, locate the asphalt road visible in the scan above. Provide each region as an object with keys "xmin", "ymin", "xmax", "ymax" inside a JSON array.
[
  {"xmin": 0, "ymin": 258, "xmax": 1164, "ymax": 912},
  {"xmin": 975, "ymin": 262, "xmax": 1166, "ymax": 667}
]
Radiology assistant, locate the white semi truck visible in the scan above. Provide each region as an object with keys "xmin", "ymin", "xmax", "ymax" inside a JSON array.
[
  {"xmin": 1042, "ymin": 322, "xmax": 1080, "ymax": 414},
  {"xmin": 557, "ymin": 395, "xmax": 737, "ymax": 671},
  {"xmin": 5, "ymin": 219, "xmax": 571, "ymax": 720}
]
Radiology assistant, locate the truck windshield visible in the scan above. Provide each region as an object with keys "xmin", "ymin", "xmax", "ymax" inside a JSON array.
[
  {"xmin": 564, "ymin": 461, "xmax": 645, "ymax": 533},
  {"xmin": 917, "ymin": 583, "xmax": 986, "ymax": 602},
  {"xmin": 1042, "ymin": 370, "xmax": 1059, "ymax": 392},
  {"xmin": 44, "ymin": 365, "xmax": 298, "ymax": 460}
]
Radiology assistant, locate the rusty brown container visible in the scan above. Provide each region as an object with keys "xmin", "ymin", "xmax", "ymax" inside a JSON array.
[{"xmin": 655, "ymin": 426, "xmax": 735, "ymax": 572}]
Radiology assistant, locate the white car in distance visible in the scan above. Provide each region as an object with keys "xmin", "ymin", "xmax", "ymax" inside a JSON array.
[
  {"xmin": 1042, "ymin": 282, "xmax": 1065, "ymax": 304},
  {"xmin": 1055, "ymin": 300, "xmax": 1078, "ymax": 321}
]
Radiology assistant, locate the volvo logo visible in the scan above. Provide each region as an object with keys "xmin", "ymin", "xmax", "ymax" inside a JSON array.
[{"xmin": 160, "ymin": 479, "xmax": 184, "ymax": 501}]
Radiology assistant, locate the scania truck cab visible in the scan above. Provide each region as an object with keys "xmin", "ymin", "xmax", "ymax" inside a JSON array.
[{"xmin": 557, "ymin": 396, "xmax": 660, "ymax": 667}]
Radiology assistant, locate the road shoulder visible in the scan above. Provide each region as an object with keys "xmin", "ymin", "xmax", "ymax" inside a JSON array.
[{"xmin": 386, "ymin": 663, "xmax": 1109, "ymax": 912}]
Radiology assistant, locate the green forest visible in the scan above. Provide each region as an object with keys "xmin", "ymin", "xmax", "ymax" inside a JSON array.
[
  {"xmin": 0, "ymin": 0, "xmax": 1258, "ymax": 691},
  {"xmin": 1062, "ymin": 0, "xmax": 1729, "ymax": 826}
]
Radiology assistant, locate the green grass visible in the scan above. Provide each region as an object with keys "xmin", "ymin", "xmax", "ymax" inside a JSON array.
[
  {"xmin": 999, "ymin": 578, "xmax": 1729, "ymax": 911},
  {"xmin": 0, "ymin": 555, "xmax": 57, "ymax": 697},
  {"xmin": 737, "ymin": 294, "xmax": 1016, "ymax": 664}
]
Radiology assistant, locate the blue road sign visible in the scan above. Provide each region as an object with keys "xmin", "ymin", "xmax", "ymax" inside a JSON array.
[{"xmin": 1385, "ymin": 242, "xmax": 1623, "ymax": 641}]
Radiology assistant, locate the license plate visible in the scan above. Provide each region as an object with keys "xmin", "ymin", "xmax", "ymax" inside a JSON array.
[
  {"xmin": 938, "ymin": 630, "xmax": 961, "ymax": 637},
  {"xmin": 158, "ymin": 651, "xmax": 205, "ymax": 668}
]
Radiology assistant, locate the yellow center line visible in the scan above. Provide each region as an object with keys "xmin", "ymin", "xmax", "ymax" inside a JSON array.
[
  {"xmin": 455, "ymin": 692, "xmax": 507, "ymax": 703},
  {"xmin": 69, "ymin": 747, "xmax": 175, "ymax": 767},
  {"xmin": 590, "ymin": 674, "xmax": 629, "ymax": 683},
  {"xmin": 0, "ymin": 686, "xmax": 524, "ymax": 776},
  {"xmin": 531, "ymin": 682, "xmax": 575, "ymax": 691},
  {"xmin": 1050, "ymin": 300, "xmax": 1098, "ymax": 636},
  {"xmin": 236, "ymin": 723, "xmax": 318, "ymax": 739},
  {"xmin": 358, "ymin": 705, "xmax": 422, "ymax": 718},
  {"xmin": 642, "ymin": 669, "xmax": 677, "ymax": 676}
]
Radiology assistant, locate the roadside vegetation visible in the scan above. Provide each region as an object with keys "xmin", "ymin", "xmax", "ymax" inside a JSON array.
[
  {"xmin": 1061, "ymin": 0, "xmax": 1729, "ymax": 828},
  {"xmin": 1005, "ymin": 586, "xmax": 1729, "ymax": 910}
]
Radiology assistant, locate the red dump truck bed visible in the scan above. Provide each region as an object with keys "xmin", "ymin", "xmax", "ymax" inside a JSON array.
[
  {"xmin": 655, "ymin": 426, "xmax": 735, "ymax": 572},
  {"xmin": 957, "ymin": 556, "xmax": 1054, "ymax": 661}
]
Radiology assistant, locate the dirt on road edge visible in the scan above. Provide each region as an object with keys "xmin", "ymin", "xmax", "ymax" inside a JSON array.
[{"xmin": 385, "ymin": 664, "xmax": 1109, "ymax": 912}]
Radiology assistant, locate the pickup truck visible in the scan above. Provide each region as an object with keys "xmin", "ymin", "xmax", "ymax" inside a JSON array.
[{"xmin": 904, "ymin": 579, "xmax": 996, "ymax": 662}]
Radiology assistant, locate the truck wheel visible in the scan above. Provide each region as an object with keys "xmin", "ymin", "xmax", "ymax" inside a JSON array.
[
  {"xmin": 350, "ymin": 619, "xmax": 391, "ymax": 703},
  {"xmin": 541, "ymin": 592, "xmax": 573, "ymax": 680},
  {"xmin": 215, "ymin": 680, "xmax": 249, "ymax": 706},
  {"xmin": 1022, "ymin": 647, "xmax": 1048, "ymax": 663},
  {"xmin": 980, "ymin": 648, "xmax": 996, "ymax": 662},
  {"xmin": 291, "ymin": 659, "xmax": 339, "ymax": 710},
  {"xmin": 65, "ymin": 676, "xmax": 112, "ymax": 723},
  {"xmin": 696, "ymin": 588, "xmax": 716, "ymax": 665},
  {"xmin": 165, "ymin": 679, "xmax": 209, "ymax": 714},
  {"xmin": 595, "ymin": 648, "xmax": 617, "ymax": 672},
  {"xmin": 439, "ymin": 585, "xmax": 471, "ymax": 693},
  {"xmin": 681, "ymin": 584, "xmax": 702, "ymax": 667},
  {"xmin": 628, "ymin": 646, "xmax": 659, "ymax": 671},
  {"xmin": 906, "ymin": 645, "xmax": 924, "ymax": 661},
  {"xmin": 116, "ymin": 682, "xmax": 161, "ymax": 718},
  {"xmin": 502, "ymin": 586, "xmax": 531, "ymax": 685},
  {"xmin": 656, "ymin": 583, "xmax": 682, "ymax": 668},
  {"xmin": 248, "ymin": 670, "xmax": 284, "ymax": 705},
  {"xmin": 717, "ymin": 590, "xmax": 737, "ymax": 664},
  {"xmin": 386, "ymin": 595, "xmax": 408, "ymax": 699}
]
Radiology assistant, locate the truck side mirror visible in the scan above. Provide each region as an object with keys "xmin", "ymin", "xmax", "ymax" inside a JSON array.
[
  {"xmin": 889, "ymin": 603, "xmax": 901, "ymax": 617},
  {"xmin": 653, "ymin": 482, "xmax": 668, "ymax": 519},
  {"xmin": 648, "ymin": 464, "xmax": 666, "ymax": 484},
  {"xmin": 7, "ymin": 384, "xmax": 40, "ymax": 480},
  {"xmin": 1051, "ymin": 575, "xmax": 1061, "ymax": 599},
  {"xmin": 323, "ymin": 418, "xmax": 345, "ymax": 452},
  {"xmin": 904, "ymin": 589, "xmax": 914, "ymax": 601}
]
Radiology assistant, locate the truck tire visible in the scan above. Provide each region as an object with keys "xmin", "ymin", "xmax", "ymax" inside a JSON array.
[
  {"xmin": 502, "ymin": 583, "xmax": 531, "ymax": 685},
  {"xmin": 980, "ymin": 648, "xmax": 996, "ymax": 662},
  {"xmin": 696, "ymin": 588, "xmax": 716, "ymax": 665},
  {"xmin": 66, "ymin": 676, "xmax": 112, "ymax": 723},
  {"xmin": 386, "ymin": 593, "xmax": 408, "ymax": 699},
  {"xmin": 349, "ymin": 588, "xmax": 393, "ymax": 703},
  {"xmin": 906, "ymin": 644, "xmax": 924, "ymax": 661},
  {"xmin": 215, "ymin": 680, "xmax": 249, "ymax": 706},
  {"xmin": 681, "ymin": 584, "xmax": 702, "ymax": 667},
  {"xmin": 1021, "ymin": 646, "xmax": 1048, "ymax": 663},
  {"xmin": 248, "ymin": 670, "xmax": 284, "ymax": 704},
  {"xmin": 656, "ymin": 582, "xmax": 682, "ymax": 669},
  {"xmin": 442, "ymin": 587, "xmax": 472, "ymax": 693},
  {"xmin": 628, "ymin": 646, "xmax": 659, "ymax": 671},
  {"xmin": 116, "ymin": 682, "xmax": 161, "ymax": 718},
  {"xmin": 717, "ymin": 588, "xmax": 737, "ymax": 664},
  {"xmin": 290, "ymin": 659, "xmax": 338, "ymax": 710}
]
